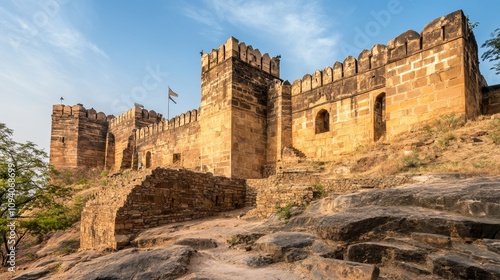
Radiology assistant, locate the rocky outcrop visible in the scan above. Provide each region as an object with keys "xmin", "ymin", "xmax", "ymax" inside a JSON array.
[
  {"xmin": 287, "ymin": 176, "xmax": 500, "ymax": 279},
  {"xmin": 10, "ymin": 175, "xmax": 500, "ymax": 280},
  {"xmin": 55, "ymin": 246, "xmax": 195, "ymax": 280}
]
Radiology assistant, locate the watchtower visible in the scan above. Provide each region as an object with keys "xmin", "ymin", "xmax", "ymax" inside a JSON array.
[{"xmin": 200, "ymin": 37, "xmax": 280, "ymax": 178}]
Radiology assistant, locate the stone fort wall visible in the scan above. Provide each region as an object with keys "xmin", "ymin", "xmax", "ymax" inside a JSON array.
[
  {"xmin": 50, "ymin": 10, "xmax": 494, "ymax": 179},
  {"xmin": 80, "ymin": 168, "xmax": 246, "ymax": 249},
  {"xmin": 290, "ymin": 10, "xmax": 484, "ymax": 159},
  {"xmin": 50, "ymin": 104, "xmax": 112, "ymax": 169}
]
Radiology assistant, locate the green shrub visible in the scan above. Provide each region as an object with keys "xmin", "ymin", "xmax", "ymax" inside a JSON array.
[
  {"xmin": 401, "ymin": 151, "xmax": 422, "ymax": 170},
  {"xmin": 275, "ymin": 203, "xmax": 292, "ymax": 223},
  {"xmin": 488, "ymin": 119, "xmax": 500, "ymax": 145},
  {"xmin": 312, "ymin": 184, "xmax": 326, "ymax": 200},
  {"xmin": 437, "ymin": 132, "xmax": 457, "ymax": 147},
  {"xmin": 435, "ymin": 113, "xmax": 464, "ymax": 132}
]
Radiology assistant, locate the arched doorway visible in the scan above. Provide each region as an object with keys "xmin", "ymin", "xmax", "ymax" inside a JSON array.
[{"xmin": 374, "ymin": 93, "xmax": 386, "ymax": 141}]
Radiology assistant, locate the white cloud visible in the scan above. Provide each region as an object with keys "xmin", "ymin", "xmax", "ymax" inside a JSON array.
[
  {"xmin": 0, "ymin": 1, "xmax": 112, "ymax": 152},
  {"xmin": 184, "ymin": 0, "xmax": 340, "ymax": 74}
]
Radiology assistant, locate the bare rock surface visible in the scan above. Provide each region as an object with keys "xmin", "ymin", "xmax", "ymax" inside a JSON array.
[
  {"xmin": 8, "ymin": 176, "xmax": 500, "ymax": 280},
  {"xmin": 287, "ymin": 176, "xmax": 500, "ymax": 279},
  {"xmin": 54, "ymin": 246, "xmax": 195, "ymax": 280}
]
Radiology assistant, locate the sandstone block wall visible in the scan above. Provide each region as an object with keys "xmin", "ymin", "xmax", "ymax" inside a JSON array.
[
  {"xmin": 386, "ymin": 11, "xmax": 471, "ymax": 136},
  {"xmin": 80, "ymin": 169, "xmax": 152, "ymax": 250},
  {"xmin": 108, "ymin": 106, "xmax": 162, "ymax": 170},
  {"xmin": 81, "ymin": 168, "xmax": 246, "ymax": 249},
  {"xmin": 135, "ymin": 110, "xmax": 200, "ymax": 170},
  {"xmin": 230, "ymin": 57, "xmax": 277, "ymax": 179},
  {"xmin": 266, "ymin": 80, "xmax": 293, "ymax": 171},
  {"xmin": 200, "ymin": 37, "xmax": 281, "ymax": 179},
  {"xmin": 200, "ymin": 54, "xmax": 234, "ymax": 177},
  {"xmin": 290, "ymin": 10, "xmax": 482, "ymax": 160},
  {"xmin": 246, "ymin": 173, "xmax": 414, "ymax": 218},
  {"xmin": 51, "ymin": 10, "xmax": 494, "ymax": 180},
  {"xmin": 50, "ymin": 104, "xmax": 111, "ymax": 169},
  {"xmin": 483, "ymin": 85, "xmax": 500, "ymax": 114}
]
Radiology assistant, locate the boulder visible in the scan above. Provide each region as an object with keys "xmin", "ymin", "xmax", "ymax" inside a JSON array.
[
  {"xmin": 253, "ymin": 232, "xmax": 315, "ymax": 261},
  {"xmin": 410, "ymin": 232, "xmax": 451, "ymax": 248},
  {"xmin": 300, "ymin": 256, "xmax": 379, "ymax": 280},
  {"xmin": 430, "ymin": 253, "xmax": 500, "ymax": 280},
  {"xmin": 346, "ymin": 242, "xmax": 426, "ymax": 264},
  {"xmin": 55, "ymin": 245, "xmax": 195, "ymax": 280},
  {"xmin": 174, "ymin": 238, "xmax": 218, "ymax": 250},
  {"xmin": 244, "ymin": 255, "xmax": 275, "ymax": 268}
]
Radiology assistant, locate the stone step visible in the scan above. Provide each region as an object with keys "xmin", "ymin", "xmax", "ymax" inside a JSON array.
[
  {"xmin": 429, "ymin": 253, "xmax": 500, "ymax": 280},
  {"xmin": 346, "ymin": 241, "xmax": 427, "ymax": 265}
]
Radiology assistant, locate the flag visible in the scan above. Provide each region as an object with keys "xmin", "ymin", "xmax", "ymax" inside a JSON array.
[
  {"xmin": 168, "ymin": 87, "xmax": 178, "ymax": 98},
  {"xmin": 168, "ymin": 87, "xmax": 178, "ymax": 104}
]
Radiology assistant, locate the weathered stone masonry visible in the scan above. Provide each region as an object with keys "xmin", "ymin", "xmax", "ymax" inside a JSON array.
[
  {"xmin": 67, "ymin": 10, "xmax": 500, "ymax": 250},
  {"xmin": 80, "ymin": 168, "xmax": 245, "ymax": 249},
  {"xmin": 50, "ymin": 10, "xmax": 497, "ymax": 179}
]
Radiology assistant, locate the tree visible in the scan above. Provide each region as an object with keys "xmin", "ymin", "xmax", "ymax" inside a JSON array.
[
  {"xmin": 0, "ymin": 123, "xmax": 77, "ymax": 268},
  {"xmin": 481, "ymin": 28, "xmax": 500, "ymax": 75}
]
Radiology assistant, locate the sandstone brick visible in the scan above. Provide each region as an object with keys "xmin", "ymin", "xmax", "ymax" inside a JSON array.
[{"xmin": 51, "ymin": 10, "xmax": 486, "ymax": 182}]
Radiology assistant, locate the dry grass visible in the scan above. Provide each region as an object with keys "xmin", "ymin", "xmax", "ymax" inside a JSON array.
[{"xmin": 322, "ymin": 114, "xmax": 500, "ymax": 177}]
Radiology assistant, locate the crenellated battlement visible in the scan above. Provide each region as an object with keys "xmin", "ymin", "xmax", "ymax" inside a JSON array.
[
  {"xmin": 135, "ymin": 109, "xmax": 199, "ymax": 141},
  {"xmin": 201, "ymin": 37, "xmax": 280, "ymax": 77},
  {"xmin": 291, "ymin": 10, "xmax": 470, "ymax": 97},
  {"xmin": 52, "ymin": 104, "xmax": 112, "ymax": 121},
  {"xmin": 50, "ymin": 9, "xmax": 489, "ymax": 178},
  {"xmin": 108, "ymin": 105, "xmax": 162, "ymax": 129}
]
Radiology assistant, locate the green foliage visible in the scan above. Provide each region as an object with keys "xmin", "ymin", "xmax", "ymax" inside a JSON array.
[
  {"xmin": 466, "ymin": 15, "xmax": 479, "ymax": 30},
  {"xmin": 75, "ymin": 178, "xmax": 88, "ymax": 186},
  {"xmin": 312, "ymin": 184, "xmax": 326, "ymax": 200},
  {"xmin": 275, "ymin": 203, "xmax": 292, "ymax": 223},
  {"xmin": 436, "ymin": 132, "xmax": 457, "ymax": 148},
  {"xmin": 472, "ymin": 161, "xmax": 488, "ymax": 169},
  {"xmin": 401, "ymin": 151, "xmax": 422, "ymax": 170},
  {"xmin": 488, "ymin": 119, "xmax": 500, "ymax": 145},
  {"xmin": 0, "ymin": 123, "xmax": 75, "ymax": 266},
  {"xmin": 434, "ymin": 114, "xmax": 464, "ymax": 132},
  {"xmin": 423, "ymin": 124, "xmax": 434, "ymax": 135},
  {"xmin": 481, "ymin": 28, "xmax": 500, "ymax": 75}
]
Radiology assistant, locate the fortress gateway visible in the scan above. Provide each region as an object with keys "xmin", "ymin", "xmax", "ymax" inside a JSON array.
[{"xmin": 50, "ymin": 10, "xmax": 500, "ymax": 179}]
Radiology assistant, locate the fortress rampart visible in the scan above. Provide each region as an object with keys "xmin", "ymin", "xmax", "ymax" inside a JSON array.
[
  {"xmin": 201, "ymin": 36, "xmax": 280, "ymax": 77},
  {"xmin": 290, "ymin": 10, "xmax": 486, "ymax": 159},
  {"xmin": 61, "ymin": 10, "xmax": 500, "ymax": 251},
  {"xmin": 49, "ymin": 10, "xmax": 499, "ymax": 179}
]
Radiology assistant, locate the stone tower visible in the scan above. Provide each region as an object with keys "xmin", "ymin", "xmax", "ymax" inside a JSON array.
[
  {"xmin": 49, "ymin": 104, "xmax": 110, "ymax": 169},
  {"xmin": 200, "ymin": 37, "xmax": 280, "ymax": 178}
]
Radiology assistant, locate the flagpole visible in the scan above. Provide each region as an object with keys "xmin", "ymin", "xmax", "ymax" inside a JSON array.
[{"xmin": 167, "ymin": 87, "xmax": 170, "ymax": 120}]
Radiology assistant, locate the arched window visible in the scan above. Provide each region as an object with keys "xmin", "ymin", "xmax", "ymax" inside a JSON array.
[
  {"xmin": 145, "ymin": 151, "xmax": 151, "ymax": 168},
  {"xmin": 315, "ymin": 109, "xmax": 330, "ymax": 134}
]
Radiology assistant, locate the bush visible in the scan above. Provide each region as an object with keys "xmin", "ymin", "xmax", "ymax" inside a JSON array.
[
  {"xmin": 401, "ymin": 151, "xmax": 422, "ymax": 170},
  {"xmin": 275, "ymin": 203, "xmax": 292, "ymax": 223},
  {"xmin": 488, "ymin": 119, "xmax": 500, "ymax": 145},
  {"xmin": 312, "ymin": 184, "xmax": 326, "ymax": 200},
  {"xmin": 435, "ymin": 113, "xmax": 464, "ymax": 132}
]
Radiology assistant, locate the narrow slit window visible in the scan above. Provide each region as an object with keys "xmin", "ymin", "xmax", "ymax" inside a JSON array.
[{"xmin": 173, "ymin": 153, "xmax": 181, "ymax": 164}]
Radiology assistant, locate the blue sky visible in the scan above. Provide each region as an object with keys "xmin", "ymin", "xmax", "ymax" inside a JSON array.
[{"xmin": 1, "ymin": 0, "xmax": 499, "ymax": 154}]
